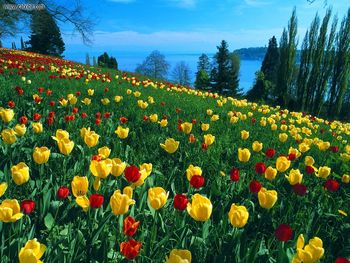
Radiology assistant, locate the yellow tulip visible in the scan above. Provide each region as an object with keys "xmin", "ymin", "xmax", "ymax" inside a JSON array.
[
  {"xmin": 276, "ymin": 156, "xmax": 291, "ymax": 172},
  {"xmin": 90, "ymin": 159, "xmax": 113, "ymax": 179},
  {"xmin": 186, "ymin": 164, "xmax": 202, "ymax": 181},
  {"xmin": 258, "ymin": 187, "xmax": 278, "ymax": 209},
  {"xmin": 238, "ymin": 148, "xmax": 251, "ymax": 162},
  {"xmin": 211, "ymin": 114, "xmax": 219, "ymax": 122},
  {"xmin": 288, "ymin": 147, "xmax": 301, "ymax": 159},
  {"xmin": 101, "ymin": 98, "xmax": 110, "ymax": 105},
  {"xmin": 206, "ymin": 109, "xmax": 213, "ymax": 116},
  {"xmin": 134, "ymin": 91, "xmax": 141, "ymax": 97},
  {"xmin": 82, "ymin": 98, "xmax": 91, "ymax": 105},
  {"xmin": 18, "ymin": 238, "xmax": 46, "ymax": 263},
  {"xmin": 1, "ymin": 128, "xmax": 17, "ymax": 144},
  {"xmin": 279, "ymin": 133, "xmax": 288, "ymax": 143},
  {"xmin": 340, "ymin": 153, "xmax": 350, "ymax": 162},
  {"xmin": 166, "ymin": 249, "xmax": 192, "ymax": 263},
  {"xmin": 76, "ymin": 196, "xmax": 90, "ymax": 212},
  {"xmin": 93, "ymin": 177, "xmax": 101, "ymax": 191},
  {"xmin": 11, "ymin": 162, "xmax": 30, "ymax": 185},
  {"xmin": 181, "ymin": 122, "xmax": 193, "ymax": 134},
  {"xmin": 230, "ymin": 116, "xmax": 239, "ymax": 123},
  {"xmin": 252, "ymin": 141, "xmax": 263, "ymax": 152},
  {"xmin": 98, "ymin": 146, "xmax": 111, "ymax": 159},
  {"xmin": 342, "ymin": 174, "xmax": 350, "ymax": 184},
  {"xmin": 115, "ymin": 95, "xmax": 123, "ymax": 103},
  {"xmin": 33, "ymin": 147, "xmax": 50, "ymax": 164},
  {"xmin": 187, "ymin": 194, "xmax": 212, "ymax": 221},
  {"xmin": 59, "ymin": 98, "xmax": 68, "ymax": 106},
  {"xmin": 203, "ymin": 134, "xmax": 215, "ymax": 146},
  {"xmin": 57, "ymin": 138, "xmax": 74, "ymax": 155},
  {"xmin": 318, "ymin": 141, "xmax": 330, "ymax": 151},
  {"xmin": 0, "ymin": 182, "xmax": 8, "ymax": 198},
  {"xmin": 292, "ymin": 234, "xmax": 324, "ymax": 263},
  {"xmin": 69, "ymin": 96, "xmax": 77, "ymax": 105},
  {"xmin": 52, "ymin": 129, "xmax": 70, "ymax": 142},
  {"xmin": 148, "ymin": 96, "xmax": 155, "ymax": 104},
  {"xmin": 159, "ymin": 119, "xmax": 168, "ymax": 127},
  {"xmin": 115, "ymin": 126, "xmax": 129, "ymax": 139},
  {"xmin": 285, "ymin": 169, "xmax": 303, "ymax": 185},
  {"xmin": 148, "ymin": 187, "xmax": 169, "ymax": 210},
  {"xmin": 241, "ymin": 130, "xmax": 249, "ymax": 140},
  {"xmin": 0, "ymin": 199, "xmax": 23, "ymax": 222},
  {"xmin": 201, "ymin": 123, "xmax": 210, "ymax": 131},
  {"xmin": 150, "ymin": 114, "xmax": 158, "ymax": 123},
  {"xmin": 111, "ymin": 158, "xmax": 126, "ymax": 177},
  {"xmin": 346, "ymin": 145, "xmax": 350, "ymax": 154},
  {"xmin": 304, "ymin": 156, "xmax": 315, "ymax": 166},
  {"xmin": 13, "ymin": 124, "xmax": 26, "ymax": 137},
  {"xmin": 71, "ymin": 176, "xmax": 89, "ymax": 197},
  {"xmin": 110, "ymin": 189, "xmax": 135, "ymax": 215},
  {"xmin": 137, "ymin": 100, "xmax": 148, "ymax": 109},
  {"xmin": 84, "ymin": 130, "xmax": 99, "ymax": 147},
  {"xmin": 298, "ymin": 143, "xmax": 310, "ymax": 153},
  {"xmin": 160, "ymin": 138, "xmax": 179, "ymax": 154},
  {"xmin": 123, "ymin": 186, "xmax": 133, "ymax": 199},
  {"xmin": 126, "ymin": 89, "xmax": 132, "ymax": 94},
  {"xmin": 264, "ymin": 166, "xmax": 277, "ymax": 180},
  {"xmin": 88, "ymin": 88, "xmax": 94, "ymax": 96},
  {"xmin": 316, "ymin": 166, "xmax": 331, "ymax": 179},
  {"xmin": 140, "ymin": 163, "xmax": 153, "ymax": 177},
  {"xmin": 32, "ymin": 122, "xmax": 43, "ymax": 133},
  {"xmin": 0, "ymin": 108, "xmax": 14, "ymax": 123},
  {"xmin": 228, "ymin": 204, "xmax": 249, "ymax": 228}
]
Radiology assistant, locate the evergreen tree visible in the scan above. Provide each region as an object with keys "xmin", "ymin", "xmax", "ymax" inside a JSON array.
[
  {"xmin": 214, "ymin": 40, "xmax": 231, "ymax": 93},
  {"xmin": 197, "ymin": 54, "xmax": 211, "ymax": 74},
  {"xmin": 276, "ymin": 8, "xmax": 298, "ymax": 107},
  {"xmin": 27, "ymin": 9, "xmax": 65, "ymax": 57},
  {"xmin": 195, "ymin": 70, "xmax": 210, "ymax": 89},
  {"xmin": 246, "ymin": 71, "xmax": 272, "ymax": 102},
  {"xmin": 85, "ymin": 53, "xmax": 90, "ymax": 66},
  {"xmin": 228, "ymin": 52, "xmax": 240, "ymax": 95},
  {"xmin": 261, "ymin": 36, "xmax": 279, "ymax": 85},
  {"xmin": 11, "ymin": 42, "xmax": 16, "ymax": 49},
  {"xmin": 97, "ymin": 52, "xmax": 118, "ymax": 69}
]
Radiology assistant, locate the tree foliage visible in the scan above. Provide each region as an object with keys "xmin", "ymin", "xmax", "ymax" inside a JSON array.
[
  {"xmin": 97, "ymin": 52, "xmax": 118, "ymax": 69},
  {"xmin": 171, "ymin": 61, "xmax": 191, "ymax": 86},
  {"xmin": 135, "ymin": 50, "xmax": 169, "ymax": 80}
]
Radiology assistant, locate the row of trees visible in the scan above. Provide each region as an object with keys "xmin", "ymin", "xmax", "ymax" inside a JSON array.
[
  {"xmin": 194, "ymin": 41, "xmax": 241, "ymax": 96},
  {"xmin": 247, "ymin": 7, "xmax": 350, "ymax": 120}
]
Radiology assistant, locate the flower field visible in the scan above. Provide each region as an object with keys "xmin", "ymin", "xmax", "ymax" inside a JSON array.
[{"xmin": 0, "ymin": 48, "xmax": 350, "ymax": 263}]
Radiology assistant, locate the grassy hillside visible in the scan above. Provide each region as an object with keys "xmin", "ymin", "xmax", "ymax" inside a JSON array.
[{"xmin": 0, "ymin": 48, "xmax": 350, "ymax": 262}]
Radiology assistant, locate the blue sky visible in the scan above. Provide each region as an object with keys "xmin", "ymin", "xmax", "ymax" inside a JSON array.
[{"xmin": 3, "ymin": 0, "xmax": 350, "ymax": 55}]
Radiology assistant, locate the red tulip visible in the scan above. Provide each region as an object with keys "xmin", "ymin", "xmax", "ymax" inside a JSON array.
[
  {"xmin": 15, "ymin": 86, "xmax": 24, "ymax": 95},
  {"xmin": 123, "ymin": 216, "xmax": 140, "ymax": 237},
  {"xmin": 75, "ymin": 91, "xmax": 81, "ymax": 96},
  {"xmin": 103, "ymin": 112, "xmax": 111, "ymax": 119},
  {"xmin": 275, "ymin": 224, "xmax": 293, "ymax": 242},
  {"xmin": 46, "ymin": 117, "xmax": 54, "ymax": 125},
  {"xmin": 95, "ymin": 112, "xmax": 101, "ymax": 119},
  {"xmin": 143, "ymin": 115, "xmax": 149, "ymax": 121},
  {"xmin": 230, "ymin": 168, "xmax": 240, "ymax": 182},
  {"xmin": 7, "ymin": 100, "xmax": 15, "ymax": 108},
  {"xmin": 95, "ymin": 118, "xmax": 101, "ymax": 126},
  {"xmin": 89, "ymin": 194, "xmax": 104, "ymax": 208},
  {"xmin": 249, "ymin": 180, "xmax": 262, "ymax": 193},
  {"xmin": 124, "ymin": 165, "xmax": 141, "ymax": 183},
  {"xmin": 173, "ymin": 194, "xmax": 188, "ymax": 211},
  {"xmin": 19, "ymin": 116, "xmax": 28, "ymax": 125},
  {"xmin": 324, "ymin": 179, "xmax": 340, "ymax": 192},
  {"xmin": 190, "ymin": 175, "xmax": 205, "ymax": 189},
  {"xmin": 46, "ymin": 89, "xmax": 53, "ymax": 96},
  {"xmin": 57, "ymin": 187, "xmax": 70, "ymax": 200},
  {"xmin": 160, "ymin": 101, "xmax": 166, "ymax": 106},
  {"xmin": 72, "ymin": 107, "xmax": 79, "ymax": 114},
  {"xmin": 335, "ymin": 258, "xmax": 350, "ymax": 263},
  {"xmin": 191, "ymin": 119, "xmax": 197, "ymax": 124},
  {"xmin": 120, "ymin": 239, "xmax": 142, "ymax": 260},
  {"xmin": 292, "ymin": 183, "xmax": 307, "ymax": 196},
  {"xmin": 38, "ymin": 87, "xmax": 44, "ymax": 93},
  {"xmin": 330, "ymin": 146, "xmax": 339, "ymax": 153},
  {"xmin": 33, "ymin": 113, "xmax": 41, "ymax": 121},
  {"xmin": 81, "ymin": 112, "xmax": 88, "ymax": 119},
  {"xmin": 104, "ymin": 87, "xmax": 109, "ymax": 92},
  {"xmin": 201, "ymin": 143, "xmax": 208, "ymax": 151},
  {"xmin": 92, "ymin": 155, "xmax": 102, "ymax": 161},
  {"xmin": 48, "ymin": 111, "xmax": 55, "ymax": 118},
  {"xmin": 265, "ymin": 148, "xmax": 276, "ymax": 158},
  {"xmin": 305, "ymin": 166, "xmax": 315, "ymax": 174},
  {"xmin": 20, "ymin": 200, "xmax": 36, "ymax": 215},
  {"xmin": 255, "ymin": 162, "xmax": 267, "ymax": 174},
  {"xmin": 288, "ymin": 153, "xmax": 297, "ymax": 161},
  {"xmin": 120, "ymin": 117, "xmax": 128, "ymax": 124},
  {"xmin": 49, "ymin": 101, "xmax": 56, "ymax": 107}
]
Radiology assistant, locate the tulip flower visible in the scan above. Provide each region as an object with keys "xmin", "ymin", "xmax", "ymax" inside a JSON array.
[
  {"xmin": 111, "ymin": 158, "xmax": 126, "ymax": 177},
  {"xmin": 89, "ymin": 194, "xmax": 104, "ymax": 208},
  {"xmin": 57, "ymin": 138, "xmax": 74, "ymax": 155},
  {"xmin": 186, "ymin": 164, "xmax": 202, "ymax": 181},
  {"xmin": 276, "ymin": 156, "xmax": 291, "ymax": 172},
  {"xmin": 124, "ymin": 165, "xmax": 141, "ymax": 183},
  {"xmin": 120, "ymin": 239, "xmax": 142, "ymax": 260},
  {"xmin": 190, "ymin": 175, "xmax": 205, "ymax": 188},
  {"xmin": 203, "ymin": 134, "xmax": 215, "ymax": 146},
  {"xmin": 83, "ymin": 129, "xmax": 99, "ymax": 147},
  {"xmin": 228, "ymin": 204, "xmax": 249, "ymax": 228},
  {"xmin": 18, "ymin": 238, "xmax": 46, "ymax": 263},
  {"xmin": 90, "ymin": 159, "xmax": 113, "ymax": 179},
  {"xmin": 150, "ymin": 114, "xmax": 158, "ymax": 123},
  {"xmin": 0, "ymin": 199, "xmax": 24, "ymax": 222},
  {"xmin": 181, "ymin": 122, "xmax": 193, "ymax": 134},
  {"xmin": 187, "ymin": 194, "xmax": 212, "ymax": 221},
  {"xmin": 115, "ymin": 126, "xmax": 129, "ymax": 139},
  {"xmin": 258, "ymin": 187, "xmax": 278, "ymax": 209},
  {"xmin": 230, "ymin": 168, "xmax": 240, "ymax": 181},
  {"xmin": 87, "ymin": 89, "xmax": 94, "ymax": 96},
  {"xmin": 1, "ymin": 128, "xmax": 17, "ymax": 144},
  {"xmin": 11, "ymin": 162, "xmax": 30, "ymax": 186},
  {"xmin": 292, "ymin": 234, "xmax": 324, "ymax": 263},
  {"xmin": 76, "ymin": 196, "xmax": 90, "ymax": 212},
  {"xmin": 32, "ymin": 122, "xmax": 43, "ymax": 133},
  {"xmin": 13, "ymin": 124, "xmax": 26, "ymax": 137},
  {"xmin": 275, "ymin": 224, "xmax": 293, "ymax": 242},
  {"xmin": 279, "ymin": 133, "xmax": 288, "ymax": 142},
  {"xmin": 292, "ymin": 183, "xmax": 307, "ymax": 196},
  {"xmin": 173, "ymin": 194, "xmax": 188, "ymax": 211},
  {"xmin": 52, "ymin": 129, "xmax": 70, "ymax": 142},
  {"xmin": 238, "ymin": 148, "xmax": 251, "ymax": 162},
  {"xmin": 285, "ymin": 169, "xmax": 303, "ymax": 185},
  {"xmin": 201, "ymin": 123, "xmax": 209, "ymax": 131},
  {"xmin": 71, "ymin": 176, "xmax": 89, "ymax": 197},
  {"xmin": 304, "ymin": 156, "xmax": 315, "ymax": 166},
  {"xmin": 20, "ymin": 200, "xmax": 36, "ymax": 215},
  {"xmin": 110, "ymin": 189, "xmax": 135, "ymax": 215},
  {"xmin": 252, "ymin": 141, "xmax": 263, "ymax": 152},
  {"xmin": 241, "ymin": 130, "xmax": 249, "ymax": 140},
  {"xmin": 316, "ymin": 166, "xmax": 331, "ymax": 179},
  {"xmin": 342, "ymin": 174, "xmax": 350, "ymax": 184},
  {"xmin": 0, "ymin": 108, "xmax": 14, "ymax": 123},
  {"xmin": 33, "ymin": 147, "xmax": 50, "ymax": 165},
  {"xmin": 160, "ymin": 138, "xmax": 180, "ymax": 154},
  {"xmin": 255, "ymin": 162, "xmax": 267, "ymax": 174},
  {"xmin": 123, "ymin": 216, "xmax": 140, "ymax": 237},
  {"xmin": 211, "ymin": 114, "xmax": 219, "ymax": 121},
  {"xmin": 57, "ymin": 187, "xmax": 70, "ymax": 199},
  {"xmin": 166, "ymin": 249, "xmax": 192, "ymax": 263},
  {"xmin": 249, "ymin": 180, "xmax": 262, "ymax": 193},
  {"xmin": 0, "ymin": 182, "xmax": 8, "ymax": 198},
  {"xmin": 148, "ymin": 187, "xmax": 169, "ymax": 210}
]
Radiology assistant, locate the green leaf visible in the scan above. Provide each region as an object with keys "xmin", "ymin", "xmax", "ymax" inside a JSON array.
[{"xmin": 44, "ymin": 213, "xmax": 55, "ymax": 229}]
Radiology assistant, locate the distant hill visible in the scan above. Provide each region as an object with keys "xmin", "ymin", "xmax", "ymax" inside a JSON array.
[{"xmin": 233, "ymin": 47, "xmax": 267, "ymax": 61}]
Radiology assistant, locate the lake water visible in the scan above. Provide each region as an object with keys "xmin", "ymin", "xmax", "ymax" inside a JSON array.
[{"xmin": 64, "ymin": 51, "xmax": 261, "ymax": 93}]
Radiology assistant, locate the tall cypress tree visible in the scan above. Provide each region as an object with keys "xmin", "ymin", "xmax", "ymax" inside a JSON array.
[
  {"xmin": 261, "ymin": 36, "xmax": 279, "ymax": 85},
  {"xmin": 27, "ymin": 9, "xmax": 65, "ymax": 57},
  {"xmin": 195, "ymin": 54, "xmax": 211, "ymax": 89},
  {"xmin": 214, "ymin": 40, "xmax": 230, "ymax": 93}
]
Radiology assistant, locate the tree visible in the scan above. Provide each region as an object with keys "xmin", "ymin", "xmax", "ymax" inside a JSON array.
[
  {"xmin": 214, "ymin": 40, "xmax": 231, "ymax": 93},
  {"xmin": 97, "ymin": 52, "xmax": 118, "ymax": 69},
  {"xmin": 85, "ymin": 53, "xmax": 90, "ymax": 66},
  {"xmin": 11, "ymin": 42, "xmax": 16, "ymax": 49},
  {"xmin": 261, "ymin": 36, "xmax": 279, "ymax": 86},
  {"xmin": 228, "ymin": 52, "xmax": 240, "ymax": 95},
  {"xmin": 246, "ymin": 71, "xmax": 272, "ymax": 102},
  {"xmin": 172, "ymin": 61, "xmax": 191, "ymax": 86},
  {"xmin": 276, "ymin": 8, "xmax": 298, "ymax": 107},
  {"xmin": 93, "ymin": 56, "xmax": 97, "ymax": 66},
  {"xmin": 135, "ymin": 50, "xmax": 169, "ymax": 80},
  {"xmin": 195, "ymin": 53, "xmax": 211, "ymax": 89},
  {"xmin": 20, "ymin": 36, "xmax": 26, "ymax": 50},
  {"xmin": 0, "ymin": 0, "xmax": 94, "ymax": 44},
  {"xmin": 27, "ymin": 9, "xmax": 65, "ymax": 57},
  {"xmin": 197, "ymin": 54, "xmax": 211, "ymax": 74}
]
